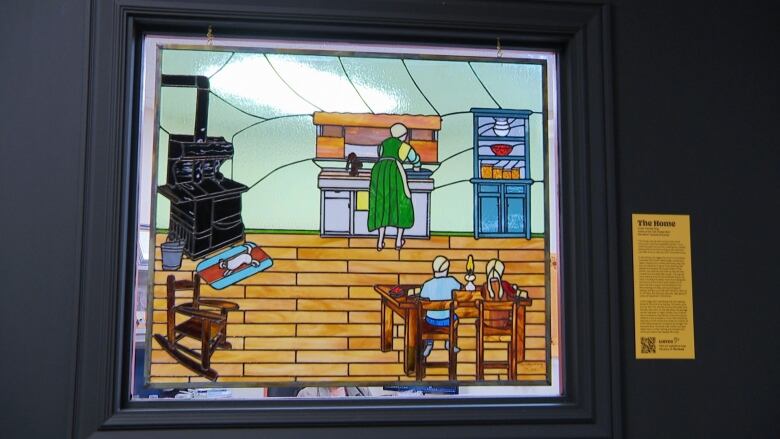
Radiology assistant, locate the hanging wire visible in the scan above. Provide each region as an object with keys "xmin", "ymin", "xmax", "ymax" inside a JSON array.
[
  {"xmin": 264, "ymin": 54, "xmax": 323, "ymax": 112},
  {"xmin": 401, "ymin": 59, "xmax": 440, "ymax": 116},
  {"xmin": 337, "ymin": 57, "xmax": 375, "ymax": 114},
  {"xmin": 468, "ymin": 62, "xmax": 502, "ymax": 109}
]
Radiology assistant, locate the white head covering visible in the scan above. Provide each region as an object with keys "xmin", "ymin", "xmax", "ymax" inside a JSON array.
[
  {"xmin": 485, "ymin": 259, "xmax": 506, "ymax": 298},
  {"xmin": 486, "ymin": 259, "xmax": 505, "ymax": 279},
  {"xmin": 390, "ymin": 123, "xmax": 408, "ymax": 139},
  {"xmin": 432, "ymin": 255, "xmax": 450, "ymax": 275}
]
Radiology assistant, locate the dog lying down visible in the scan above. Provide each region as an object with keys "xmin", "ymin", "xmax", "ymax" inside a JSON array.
[{"xmin": 196, "ymin": 242, "xmax": 273, "ymax": 290}]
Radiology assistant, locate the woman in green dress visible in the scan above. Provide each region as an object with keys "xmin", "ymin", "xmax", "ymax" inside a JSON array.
[{"xmin": 368, "ymin": 123, "xmax": 421, "ymax": 251}]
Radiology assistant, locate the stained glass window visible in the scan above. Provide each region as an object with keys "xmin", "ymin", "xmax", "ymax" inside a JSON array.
[{"xmin": 130, "ymin": 35, "xmax": 561, "ymax": 400}]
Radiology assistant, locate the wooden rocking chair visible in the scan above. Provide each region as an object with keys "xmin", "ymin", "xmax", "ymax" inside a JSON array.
[{"xmin": 153, "ymin": 274, "xmax": 239, "ymax": 381}]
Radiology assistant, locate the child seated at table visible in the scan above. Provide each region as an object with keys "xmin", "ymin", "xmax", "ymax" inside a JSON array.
[
  {"xmin": 481, "ymin": 258, "xmax": 527, "ymax": 329},
  {"xmin": 419, "ymin": 256, "xmax": 462, "ymax": 357}
]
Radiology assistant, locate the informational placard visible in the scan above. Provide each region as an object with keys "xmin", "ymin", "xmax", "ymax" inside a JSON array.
[{"xmin": 632, "ymin": 214, "xmax": 695, "ymax": 359}]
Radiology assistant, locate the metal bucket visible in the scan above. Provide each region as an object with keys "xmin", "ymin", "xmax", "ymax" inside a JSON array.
[{"xmin": 161, "ymin": 236, "xmax": 185, "ymax": 270}]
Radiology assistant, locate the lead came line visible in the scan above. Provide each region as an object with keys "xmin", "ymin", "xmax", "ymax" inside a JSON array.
[
  {"xmin": 338, "ymin": 57, "xmax": 375, "ymax": 114},
  {"xmin": 401, "ymin": 59, "xmax": 440, "ymax": 116},
  {"xmin": 264, "ymin": 54, "xmax": 324, "ymax": 112},
  {"xmin": 468, "ymin": 62, "xmax": 502, "ymax": 109}
]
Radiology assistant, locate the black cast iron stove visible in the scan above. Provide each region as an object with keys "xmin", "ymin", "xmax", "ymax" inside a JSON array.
[{"xmin": 157, "ymin": 75, "xmax": 248, "ymax": 259}]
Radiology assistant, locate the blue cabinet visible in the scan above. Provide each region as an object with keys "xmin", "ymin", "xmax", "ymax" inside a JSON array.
[
  {"xmin": 475, "ymin": 182, "xmax": 530, "ymax": 238},
  {"xmin": 471, "ymin": 108, "xmax": 533, "ymax": 239}
]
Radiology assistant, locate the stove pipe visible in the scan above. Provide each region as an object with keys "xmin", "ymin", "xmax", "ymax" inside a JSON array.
[{"xmin": 160, "ymin": 74, "xmax": 210, "ymax": 142}]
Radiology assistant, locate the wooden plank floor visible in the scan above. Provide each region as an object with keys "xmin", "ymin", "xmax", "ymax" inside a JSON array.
[{"xmin": 149, "ymin": 233, "xmax": 550, "ymax": 385}]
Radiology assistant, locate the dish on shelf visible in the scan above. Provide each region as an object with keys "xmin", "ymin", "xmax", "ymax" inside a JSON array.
[
  {"xmin": 481, "ymin": 163, "xmax": 494, "ymax": 179},
  {"xmin": 490, "ymin": 143, "xmax": 512, "ymax": 156},
  {"xmin": 478, "ymin": 160, "xmax": 524, "ymax": 180}
]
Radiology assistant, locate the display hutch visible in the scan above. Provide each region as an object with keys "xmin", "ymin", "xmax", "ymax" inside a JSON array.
[{"xmin": 471, "ymin": 108, "xmax": 533, "ymax": 239}]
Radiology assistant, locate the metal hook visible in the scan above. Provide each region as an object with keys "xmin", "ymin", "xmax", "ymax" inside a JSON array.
[
  {"xmin": 496, "ymin": 37, "xmax": 503, "ymax": 59},
  {"xmin": 207, "ymin": 25, "xmax": 214, "ymax": 46}
]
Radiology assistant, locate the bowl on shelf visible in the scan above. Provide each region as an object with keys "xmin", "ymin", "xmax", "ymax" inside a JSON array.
[{"xmin": 490, "ymin": 143, "xmax": 512, "ymax": 156}]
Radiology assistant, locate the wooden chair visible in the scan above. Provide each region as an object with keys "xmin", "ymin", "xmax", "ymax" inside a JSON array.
[
  {"xmin": 153, "ymin": 274, "xmax": 239, "ymax": 381},
  {"xmin": 415, "ymin": 291, "xmax": 482, "ymax": 381},
  {"xmin": 476, "ymin": 298, "xmax": 525, "ymax": 381}
]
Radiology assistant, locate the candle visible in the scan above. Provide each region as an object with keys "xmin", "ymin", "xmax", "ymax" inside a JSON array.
[{"xmin": 464, "ymin": 255, "xmax": 476, "ymax": 291}]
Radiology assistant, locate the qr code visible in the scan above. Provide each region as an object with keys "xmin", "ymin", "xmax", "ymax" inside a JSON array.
[{"xmin": 641, "ymin": 337, "xmax": 656, "ymax": 354}]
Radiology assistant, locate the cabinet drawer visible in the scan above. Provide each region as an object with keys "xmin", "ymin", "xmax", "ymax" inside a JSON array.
[
  {"xmin": 505, "ymin": 185, "xmax": 526, "ymax": 194},
  {"xmin": 478, "ymin": 184, "xmax": 500, "ymax": 193},
  {"xmin": 323, "ymin": 190, "xmax": 351, "ymax": 199}
]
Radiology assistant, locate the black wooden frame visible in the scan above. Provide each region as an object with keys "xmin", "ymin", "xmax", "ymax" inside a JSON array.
[{"xmin": 73, "ymin": 0, "xmax": 619, "ymax": 437}]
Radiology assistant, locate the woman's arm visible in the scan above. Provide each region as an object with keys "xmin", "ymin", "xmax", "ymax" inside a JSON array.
[
  {"xmin": 406, "ymin": 148, "xmax": 421, "ymax": 168},
  {"xmin": 398, "ymin": 142, "xmax": 421, "ymax": 168}
]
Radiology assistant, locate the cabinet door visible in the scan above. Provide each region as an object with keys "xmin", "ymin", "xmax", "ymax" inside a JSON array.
[
  {"xmin": 322, "ymin": 192, "xmax": 351, "ymax": 234},
  {"xmin": 406, "ymin": 192, "xmax": 429, "ymax": 237},
  {"xmin": 505, "ymin": 194, "xmax": 527, "ymax": 235},
  {"xmin": 478, "ymin": 194, "xmax": 501, "ymax": 235}
]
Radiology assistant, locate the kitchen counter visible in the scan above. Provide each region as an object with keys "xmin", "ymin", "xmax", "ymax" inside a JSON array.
[
  {"xmin": 317, "ymin": 168, "xmax": 434, "ymax": 238},
  {"xmin": 317, "ymin": 168, "xmax": 434, "ymax": 190}
]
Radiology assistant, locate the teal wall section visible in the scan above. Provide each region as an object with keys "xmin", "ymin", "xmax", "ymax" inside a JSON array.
[{"xmin": 155, "ymin": 50, "xmax": 547, "ymax": 234}]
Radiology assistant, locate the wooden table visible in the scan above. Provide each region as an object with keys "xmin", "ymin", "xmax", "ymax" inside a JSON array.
[
  {"xmin": 374, "ymin": 285, "xmax": 421, "ymax": 376},
  {"xmin": 374, "ymin": 284, "xmax": 533, "ymax": 378}
]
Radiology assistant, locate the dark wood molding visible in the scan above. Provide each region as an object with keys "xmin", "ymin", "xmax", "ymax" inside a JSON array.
[{"xmin": 72, "ymin": 0, "xmax": 619, "ymax": 437}]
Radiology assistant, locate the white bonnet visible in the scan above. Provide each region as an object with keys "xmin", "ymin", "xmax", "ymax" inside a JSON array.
[
  {"xmin": 390, "ymin": 123, "xmax": 408, "ymax": 138},
  {"xmin": 486, "ymin": 258, "xmax": 505, "ymax": 278}
]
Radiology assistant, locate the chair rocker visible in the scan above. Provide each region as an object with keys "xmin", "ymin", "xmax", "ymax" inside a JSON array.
[{"xmin": 153, "ymin": 274, "xmax": 239, "ymax": 381}]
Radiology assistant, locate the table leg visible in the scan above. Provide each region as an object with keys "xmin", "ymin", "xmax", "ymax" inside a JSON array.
[
  {"xmin": 380, "ymin": 298, "xmax": 393, "ymax": 352},
  {"xmin": 516, "ymin": 308, "xmax": 526, "ymax": 365},
  {"xmin": 403, "ymin": 307, "xmax": 419, "ymax": 376}
]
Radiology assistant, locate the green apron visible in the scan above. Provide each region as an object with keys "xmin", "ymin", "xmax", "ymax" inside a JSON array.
[{"xmin": 367, "ymin": 137, "xmax": 415, "ymax": 230}]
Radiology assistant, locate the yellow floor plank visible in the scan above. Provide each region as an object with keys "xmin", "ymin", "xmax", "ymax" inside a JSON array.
[
  {"xmin": 245, "ymin": 363, "xmax": 348, "ymax": 377},
  {"xmin": 229, "ymin": 299, "xmax": 297, "ymax": 311},
  {"xmin": 226, "ymin": 324, "xmax": 296, "ymax": 337},
  {"xmin": 297, "ymin": 350, "xmax": 400, "ymax": 363},
  {"xmin": 348, "ymin": 260, "xmax": 432, "ymax": 274},
  {"xmin": 298, "ymin": 247, "xmax": 398, "ymax": 261},
  {"xmin": 298, "ymin": 299, "xmax": 380, "ymax": 311},
  {"xmin": 245, "ymin": 337, "xmax": 348, "ymax": 350},
  {"xmin": 399, "ymin": 248, "xmax": 498, "ymax": 261},
  {"xmin": 348, "ymin": 311, "xmax": 381, "ymax": 323},
  {"xmin": 497, "ymin": 249, "xmax": 546, "ymax": 261},
  {"xmin": 211, "ymin": 350, "xmax": 296, "ymax": 363},
  {"xmin": 271, "ymin": 260, "xmax": 347, "ymax": 273},
  {"xmin": 297, "ymin": 273, "xmax": 398, "ymax": 287},
  {"xmin": 237, "ymin": 272, "xmax": 297, "ymax": 286},
  {"xmin": 245, "ymin": 311, "xmax": 348, "ymax": 324},
  {"xmin": 297, "ymin": 324, "xmax": 380, "ymax": 337},
  {"xmin": 246, "ymin": 285, "xmax": 348, "ymax": 299}
]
